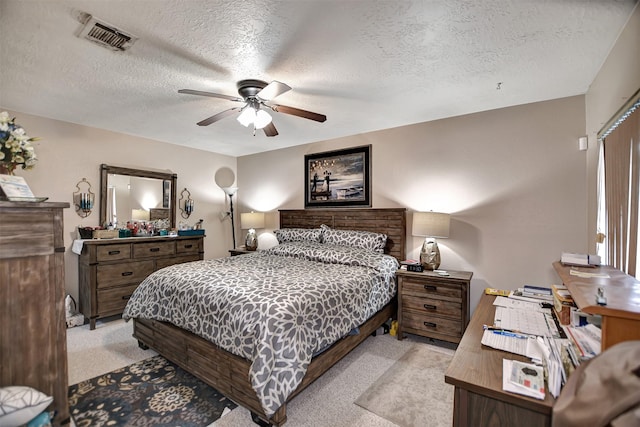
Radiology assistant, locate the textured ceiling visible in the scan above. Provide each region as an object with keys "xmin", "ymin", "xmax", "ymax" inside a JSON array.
[{"xmin": 0, "ymin": 1, "xmax": 636, "ymax": 157}]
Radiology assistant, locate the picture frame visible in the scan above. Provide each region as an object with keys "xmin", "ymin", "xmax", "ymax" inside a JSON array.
[{"xmin": 304, "ymin": 145, "xmax": 371, "ymax": 208}]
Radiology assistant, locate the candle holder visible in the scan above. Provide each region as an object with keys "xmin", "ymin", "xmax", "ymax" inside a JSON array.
[
  {"xmin": 179, "ymin": 188, "xmax": 194, "ymax": 219},
  {"xmin": 73, "ymin": 178, "xmax": 94, "ymax": 218}
]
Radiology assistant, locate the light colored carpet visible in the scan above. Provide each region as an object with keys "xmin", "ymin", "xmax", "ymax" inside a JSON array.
[
  {"xmin": 354, "ymin": 344, "xmax": 454, "ymax": 427},
  {"xmin": 67, "ymin": 318, "xmax": 456, "ymax": 427}
]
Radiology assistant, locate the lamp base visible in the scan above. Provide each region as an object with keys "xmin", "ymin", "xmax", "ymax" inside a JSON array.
[
  {"xmin": 420, "ymin": 238, "xmax": 441, "ymax": 270},
  {"xmin": 245, "ymin": 229, "xmax": 258, "ymax": 251}
]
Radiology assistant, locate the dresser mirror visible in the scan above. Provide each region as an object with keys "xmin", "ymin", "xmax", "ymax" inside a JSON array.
[{"xmin": 99, "ymin": 164, "xmax": 177, "ymax": 229}]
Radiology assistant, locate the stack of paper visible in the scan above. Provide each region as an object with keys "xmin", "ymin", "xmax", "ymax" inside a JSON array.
[
  {"xmin": 502, "ymin": 359, "xmax": 546, "ymax": 400},
  {"xmin": 561, "ymin": 252, "xmax": 601, "ymax": 266}
]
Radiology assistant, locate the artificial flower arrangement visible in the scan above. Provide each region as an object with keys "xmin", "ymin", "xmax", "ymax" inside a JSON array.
[{"xmin": 0, "ymin": 111, "xmax": 38, "ymax": 174}]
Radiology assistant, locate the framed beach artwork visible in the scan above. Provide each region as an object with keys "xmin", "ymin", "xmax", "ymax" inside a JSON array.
[{"xmin": 304, "ymin": 145, "xmax": 371, "ymax": 208}]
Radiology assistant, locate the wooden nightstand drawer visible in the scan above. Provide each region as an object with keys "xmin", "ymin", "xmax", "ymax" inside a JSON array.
[
  {"xmin": 403, "ymin": 311, "xmax": 462, "ymax": 337},
  {"xmin": 402, "ymin": 278, "xmax": 462, "ymax": 300},
  {"xmin": 403, "ymin": 295, "xmax": 461, "ymax": 318},
  {"xmin": 97, "ymin": 283, "xmax": 139, "ymax": 315},
  {"xmin": 133, "ymin": 241, "xmax": 175, "ymax": 258},
  {"xmin": 96, "ymin": 244, "xmax": 131, "ymax": 261},
  {"xmin": 96, "ymin": 260, "xmax": 154, "ymax": 288},
  {"xmin": 396, "ymin": 269, "xmax": 473, "ymax": 344}
]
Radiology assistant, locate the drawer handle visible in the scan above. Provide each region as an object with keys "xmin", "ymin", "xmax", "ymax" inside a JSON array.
[
  {"xmin": 424, "ymin": 321, "xmax": 437, "ymax": 328},
  {"xmin": 184, "ymin": 244, "xmax": 193, "ymax": 249},
  {"xmin": 149, "ymin": 247, "xmax": 160, "ymax": 252},
  {"xmin": 122, "ymin": 295, "xmax": 131, "ymax": 300},
  {"xmin": 108, "ymin": 250, "xmax": 121, "ymax": 255},
  {"xmin": 424, "ymin": 285, "xmax": 437, "ymax": 291},
  {"xmin": 423, "ymin": 304, "xmax": 437, "ymax": 310},
  {"xmin": 121, "ymin": 271, "xmax": 133, "ymax": 276}
]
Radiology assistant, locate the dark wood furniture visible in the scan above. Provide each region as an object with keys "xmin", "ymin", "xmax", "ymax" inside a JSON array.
[
  {"xmin": 132, "ymin": 207, "xmax": 406, "ymax": 426},
  {"xmin": 553, "ymin": 261, "xmax": 640, "ymax": 350},
  {"xmin": 229, "ymin": 247, "xmax": 252, "ymax": 256},
  {"xmin": 78, "ymin": 235, "xmax": 204, "ymax": 329},
  {"xmin": 0, "ymin": 201, "xmax": 70, "ymax": 427},
  {"xmin": 445, "ymin": 294, "xmax": 554, "ymax": 427},
  {"xmin": 396, "ymin": 269, "xmax": 472, "ymax": 343}
]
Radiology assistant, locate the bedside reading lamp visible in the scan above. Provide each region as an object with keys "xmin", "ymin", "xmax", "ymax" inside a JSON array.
[
  {"xmin": 412, "ymin": 211, "xmax": 450, "ymax": 270},
  {"xmin": 222, "ymin": 186, "xmax": 238, "ymax": 249},
  {"xmin": 241, "ymin": 211, "xmax": 265, "ymax": 251}
]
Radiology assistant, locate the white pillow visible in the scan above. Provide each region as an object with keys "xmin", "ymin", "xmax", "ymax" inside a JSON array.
[{"xmin": 0, "ymin": 386, "xmax": 52, "ymax": 427}]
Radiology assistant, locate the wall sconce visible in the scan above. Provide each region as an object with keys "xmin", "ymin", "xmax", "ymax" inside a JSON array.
[
  {"xmin": 412, "ymin": 211, "xmax": 450, "ymax": 270},
  {"xmin": 240, "ymin": 211, "xmax": 265, "ymax": 251},
  {"xmin": 73, "ymin": 178, "xmax": 94, "ymax": 218},
  {"xmin": 179, "ymin": 188, "xmax": 194, "ymax": 219}
]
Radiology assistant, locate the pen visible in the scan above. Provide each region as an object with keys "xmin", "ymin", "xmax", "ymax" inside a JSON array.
[
  {"xmin": 491, "ymin": 330, "xmax": 529, "ymax": 339},
  {"xmin": 483, "ymin": 325, "xmax": 523, "ymax": 334}
]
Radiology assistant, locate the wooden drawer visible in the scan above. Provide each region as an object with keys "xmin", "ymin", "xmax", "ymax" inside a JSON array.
[
  {"xmin": 96, "ymin": 244, "xmax": 131, "ymax": 262},
  {"xmin": 176, "ymin": 239, "xmax": 201, "ymax": 254},
  {"xmin": 403, "ymin": 295, "xmax": 461, "ymax": 319},
  {"xmin": 403, "ymin": 311, "xmax": 462, "ymax": 337},
  {"xmin": 96, "ymin": 260, "xmax": 154, "ymax": 288},
  {"xmin": 133, "ymin": 241, "xmax": 175, "ymax": 258},
  {"xmin": 402, "ymin": 278, "xmax": 462, "ymax": 300},
  {"xmin": 156, "ymin": 254, "xmax": 201, "ymax": 270},
  {"xmin": 97, "ymin": 283, "xmax": 139, "ymax": 316}
]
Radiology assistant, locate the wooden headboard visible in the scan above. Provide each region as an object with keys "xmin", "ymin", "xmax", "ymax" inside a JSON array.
[{"xmin": 279, "ymin": 208, "xmax": 406, "ymax": 261}]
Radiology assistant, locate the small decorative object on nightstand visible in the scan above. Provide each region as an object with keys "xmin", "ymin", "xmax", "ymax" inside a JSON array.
[
  {"xmin": 396, "ymin": 268, "xmax": 473, "ymax": 344},
  {"xmin": 412, "ymin": 211, "xmax": 450, "ymax": 270},
  {"xmin": 240, "ymin": 211, "xmax": 265, "ymax": 251}
]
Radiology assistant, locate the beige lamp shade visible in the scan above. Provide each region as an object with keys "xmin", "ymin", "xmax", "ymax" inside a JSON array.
[
  {"xmin": 131, "ymin": 208, "xmax": 150, "ymax": 221},
  {"xmin": 412, "ymin": 211, "xmax": 450, "ymax": 238},
  {"xmin": 241, "ymin": 212, "xmax": 265, "ymax": 230}
]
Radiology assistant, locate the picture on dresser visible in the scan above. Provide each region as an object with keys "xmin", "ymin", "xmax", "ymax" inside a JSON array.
[{"xmin": 304, "ymin": 145, "xmax": 371, "ymax": 208}]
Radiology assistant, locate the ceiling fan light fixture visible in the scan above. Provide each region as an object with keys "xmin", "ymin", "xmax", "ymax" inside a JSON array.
[
  {"xmin": 254, "ymin": 109, "xmax": 273, "ymax": 129},
  {"xmin": 237, "ymin": 106, "xmax": 256, "ymax": 127}
]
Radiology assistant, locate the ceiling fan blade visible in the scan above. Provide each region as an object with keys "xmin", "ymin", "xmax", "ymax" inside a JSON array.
[
  {"xmin": 179, "ymin": 89, "xmax": 242, "ymax": 102},
  {"xmin": 257, "ymin": 81, "xmax": 291, "ymax": 101},
  {"xmin": 270, "ymin": 104, "xmax": 327, "ymax": 122},
  {"xmin": 197, "ymin": 107, "xmax": 240, "ymax": 126},
  {"xmin": 263, "ymin": 122, "xmax": 278, "ymax": 137}
]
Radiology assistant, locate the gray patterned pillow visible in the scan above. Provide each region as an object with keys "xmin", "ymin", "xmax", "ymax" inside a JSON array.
[
  {"xmin": 321, "ymin": 225, "xmax": 387, "ymax": 253},
  {"xmin": 274, "ymin": 228, "xmax": 322, "ymax": 244}
]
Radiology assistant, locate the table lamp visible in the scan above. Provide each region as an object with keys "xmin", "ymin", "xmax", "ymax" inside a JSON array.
[
  {"xmin": 412, "ymin": 211, "xmax": 450, "ymax": 270},
  {"xmin": 240, "ymin": 211, "xmax": 265, "ymax": 251}
]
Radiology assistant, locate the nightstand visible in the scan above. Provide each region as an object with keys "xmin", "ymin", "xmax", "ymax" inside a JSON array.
[
  {"xmin": 396, "ymin": 268, "xmax": 473, "ymax": 344},
  {"xmin": 229, "ymin": 247, "xmax": 253, "ymax": 256}
]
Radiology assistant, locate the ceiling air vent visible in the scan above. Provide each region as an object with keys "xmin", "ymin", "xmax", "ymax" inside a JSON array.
[{"xmin": 76, "ymin": 14, "xmax": 137, "ymax": 52}]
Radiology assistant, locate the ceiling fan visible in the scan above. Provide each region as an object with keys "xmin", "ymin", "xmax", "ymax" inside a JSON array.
[{"xmin": 178, "ymin": 79, "xmax": 327, "ymax": 137}]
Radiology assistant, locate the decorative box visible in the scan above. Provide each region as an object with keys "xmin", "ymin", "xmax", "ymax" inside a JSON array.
[
  {"xmin": 92, "ymin": 229, "xmax": 119, "ymax": 239},
  {"xmin": 177, "ymin": 229, "xmax": 205, "ymax": 236}
]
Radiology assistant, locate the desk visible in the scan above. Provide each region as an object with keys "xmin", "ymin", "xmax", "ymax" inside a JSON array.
[
  {"xmin": 552, "ymin": 262, "xmax": 640, "ymax": 350},
  {"xmin": 445, "ymin": 294, "xmax": 554, "ymax": 427}
]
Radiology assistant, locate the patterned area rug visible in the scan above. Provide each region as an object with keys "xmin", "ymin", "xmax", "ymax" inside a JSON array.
[
  {"xmin": 69, "ymin": 355, "xmax": 237, "ymax": 426},
  {"xmin": 354, "ymin": 344, "xmax": 453, "ymax": 427}
]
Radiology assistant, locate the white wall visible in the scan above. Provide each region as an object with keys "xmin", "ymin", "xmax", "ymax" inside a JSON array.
[
  {"xmin": 1, "ymin": 110, "xmax": 237, "ymax": 302},
  {"xmin": 238, "ymin": 96, "xmax": 588, "ymax": 313}
]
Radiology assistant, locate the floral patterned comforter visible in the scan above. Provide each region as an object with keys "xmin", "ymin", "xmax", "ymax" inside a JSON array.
[{"xmin": 122, "ymin": 241, "xmax": 398, "ymax": 417}]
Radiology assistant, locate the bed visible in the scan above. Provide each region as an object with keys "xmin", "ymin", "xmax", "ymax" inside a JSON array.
[{"xmin": 124, "ymin": 208, "xmax": 406, "ymax": 426}]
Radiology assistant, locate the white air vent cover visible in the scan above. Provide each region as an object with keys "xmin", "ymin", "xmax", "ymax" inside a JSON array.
[{"xmin": 77, "ymin": 15, "xmax": 137, "ymax": 51}]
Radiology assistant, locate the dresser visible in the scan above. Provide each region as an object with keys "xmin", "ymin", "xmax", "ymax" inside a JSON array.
[
  {"xmin": 396, "ymin": 269, "xmax": 473, "ymax": 344},
  {"xmin": 78, "ymin": 235, "xmax": 204, "ymax": 329},
  {"xmin": 0, "ymin": 201, "xmax": 70, "ymax": 427}
]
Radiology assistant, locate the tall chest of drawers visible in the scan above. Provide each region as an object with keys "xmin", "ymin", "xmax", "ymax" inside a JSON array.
[
  {"xmin": 396, "ymin": 269, "xmax": 473, "ymax": 344},
  {"xmin": 78, "ymin": 235, "xmax": 204, "ymax": 329}
]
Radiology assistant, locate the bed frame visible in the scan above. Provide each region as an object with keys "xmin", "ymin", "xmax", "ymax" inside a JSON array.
[{"xmin": 132, "ymin": 208, "xmax": 406, "ymax": 426}]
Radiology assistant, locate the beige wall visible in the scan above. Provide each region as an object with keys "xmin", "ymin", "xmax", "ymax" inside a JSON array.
[
  {"xmin": 1, "ymin": 110, "xmax": 237, "ymax": 302},
  {"xmin": 585, "ymin": 3, "xmax": 640, "ymax": 252},
  {"xmin": 238, "ymin": 96, "xmax": 588, "ymax": 312}
]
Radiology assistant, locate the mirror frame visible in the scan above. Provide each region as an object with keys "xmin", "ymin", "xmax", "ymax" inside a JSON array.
[{"xmin": 99, "ymin": 164, "xmax": 178, "ymax": 229}]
